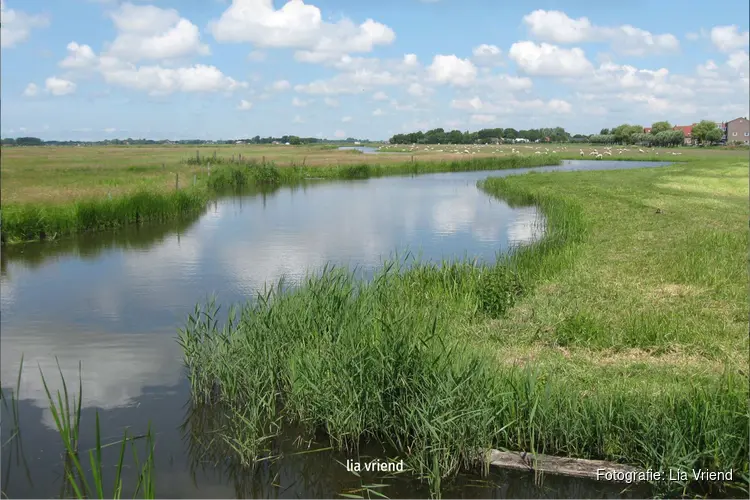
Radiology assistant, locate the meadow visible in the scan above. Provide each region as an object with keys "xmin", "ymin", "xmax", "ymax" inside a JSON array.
[
  {"xmin": 3, "ymin": 142, "xmax": 745, "ymax": 205},
  {"xmin": 0, "ymin": 143, "xmax": 563, "ymax": 243},
  {"xmin": 177, "ymin": 151, "xmax": 749, "ymax": 496},
  {"xmin": 1, "ymin": 144, "xmax": 381, "ymax": 205},
  {"xmin": 1, "ymin": 143, "xmax": 748, "ymax": 497}
]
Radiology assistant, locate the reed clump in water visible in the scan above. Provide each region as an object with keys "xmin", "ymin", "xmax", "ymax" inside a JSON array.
[
  {"xmin": 1, "ymin": 189, "xmax": 208, "ymax": 244},
  {"xmin": 1, "ymin": 360, "xmax": 156, "ymax": 499},
  {"xmin": 178, "ymin": 170, "xmax": 748, "ymax": 496},
  {"xmin": 178, "ymin": 260, "xmax": 747, "ymax": 495}
]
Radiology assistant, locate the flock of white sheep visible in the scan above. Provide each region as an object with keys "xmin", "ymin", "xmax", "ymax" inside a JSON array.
[
  {"xmin": 379, "ymin": 143, "xmax": 685, "ymax": 159},
  {"xmin": 578, "ymin": 146, "xmax": 684, "ymax": 159}
]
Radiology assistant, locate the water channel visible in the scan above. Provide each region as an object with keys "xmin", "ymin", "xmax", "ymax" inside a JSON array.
[{"xmin": 1, "ymin": 160, "xmax": 669, "ymax": 498}]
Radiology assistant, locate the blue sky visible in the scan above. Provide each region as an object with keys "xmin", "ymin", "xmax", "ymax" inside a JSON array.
[{"xmin": 2, "ymin": 0, "xmax": 749, "ymax": 141}]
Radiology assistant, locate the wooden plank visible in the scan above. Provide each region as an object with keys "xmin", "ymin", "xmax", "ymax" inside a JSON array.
[{"xmin": 488, "ymin": 449, "xmax": 644, "ymax": 482}]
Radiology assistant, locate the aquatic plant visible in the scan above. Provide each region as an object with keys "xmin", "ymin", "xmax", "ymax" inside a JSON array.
[{"xmin": 2, "ymin": 189, "xmax": 208, "ymax": 244}]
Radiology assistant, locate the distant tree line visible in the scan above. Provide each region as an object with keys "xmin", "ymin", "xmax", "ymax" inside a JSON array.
[
  {"xmin": 590, "ymin": 120, "xmax": 725, "ymax": 146},
  {"xmin": 2, "ymin": 137, "xmax": 44, "ymax": 146},
  {"xmin": 0, "ymin": 136, "xmax": 370, "ymax": 147},
  {"xmin": 389, "ymin": 127, "xmax": 572, "ymax": 145}
]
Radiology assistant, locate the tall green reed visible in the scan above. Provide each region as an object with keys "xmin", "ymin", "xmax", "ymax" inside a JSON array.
[
  {"xmin": 18, "ymin": 359, "xmax": 158, "ymax": 499},
  {"xmin": 2, "ymin": 189, "xmax": 208, "ymax": 244},
  {"xmin": 178, "ymin": 174, "xmax": 747, "ymax": 497}
]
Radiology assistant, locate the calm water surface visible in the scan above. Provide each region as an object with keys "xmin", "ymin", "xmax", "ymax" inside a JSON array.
[
  {"xmin": 1, "ymin": 161, "xmax": 668, "ymax": 498},
  {"xmin": 337, "ymin": 145, "xmax": 383, "ymax": 154}
]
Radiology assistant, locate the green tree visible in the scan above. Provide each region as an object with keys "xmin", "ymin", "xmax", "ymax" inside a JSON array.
[
  {"xmin": 447, "ymin": 129, "xmax": 463, "ymax": 144},
  {"xmin": 705, "ymin": 127, "xmax": 723, "ymax": 144},
  {"xmin": 600, "ymin": 128, "xmax": 610, "ymax": 135},
  {"xmin": 650, "ymin": 121, "xmax": 672, "ymax": 134},
  {"xmin": 15, "ymin": 137, "xmax": 43, "ymax": 146},
  {"xmin": 692, "ymin": 120, "xmax": 722, "ymax": 145},
  {"xmin": 611, "ymin": 124, "xmax": 642, "ymax": 144},
  {"xmin": 425, "ymin": 128, "xmax": 446, "ymax": 144}
]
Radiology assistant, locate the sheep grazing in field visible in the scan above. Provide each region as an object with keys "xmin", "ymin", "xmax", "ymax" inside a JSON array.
[
  {"xmin": 596, "ymin": 153, "xmax": 603, "ymax": 159},
  {"xmin": 638, "ymin": 148, "xmax": 645, "ymax": 153}
]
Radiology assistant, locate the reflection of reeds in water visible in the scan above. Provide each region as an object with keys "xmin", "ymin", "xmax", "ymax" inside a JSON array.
[
  {"xmin": 1, "ymin": 358, "xmax": 156, "ymax": 499},
  {"xmin": 1, "ymin": 355, "xmax": 33, "ymax": 497},
  {"xmin": 181, "ymin": 400, "xmax": 417, "ymax": 499}
]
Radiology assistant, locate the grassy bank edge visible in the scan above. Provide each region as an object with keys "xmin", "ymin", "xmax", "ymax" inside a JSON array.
[
  {"xmin": 178, "ymin": 160, "xmax": 747, "ymax": 496},
  {"xmin": 1, "ymin": 155, "xmax": 563, "ymax": 244}
]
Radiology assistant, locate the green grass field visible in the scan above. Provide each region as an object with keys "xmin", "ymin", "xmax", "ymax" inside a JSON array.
[
  {"xmin": 0, "ymin": 144, "xmax": 397, "ymax": 205},
  {"xmin": 2, "ymin": 144, "xmax": 747, "ymax": 495},
  {"xmin": 178, "ymin": 152, "xmax": 749, "ymax": 496},
  {"xmin": 3, "ymin": 143, "xmax": 746, "ymax": 206},
  {"xmin": 0, "ymin": 149, "xmax": 562, "ymax": 243}
]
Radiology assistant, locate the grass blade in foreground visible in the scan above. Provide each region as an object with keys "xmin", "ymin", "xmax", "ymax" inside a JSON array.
[{"xmin": 38, "ymin": 362, "xmax": 156, "ymax": 499}]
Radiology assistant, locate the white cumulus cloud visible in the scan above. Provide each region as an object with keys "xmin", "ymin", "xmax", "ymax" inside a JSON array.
[
  {"xmin": 0, "ymin": 0, "xmax": 50, "ymax": 48},
  {"xmin": 427, "ymin": 54, "xmax": 477, "ymax": 86},
  {"xmin": 209, "ymin": 0, "xmax": 395, "ymax": 63},
  {"xmin": 60, "ymin": 42, "xmax": 98, "ymax": 69},
  {"xmin": 53, "ymin": 5, "xmax": 246, "ymax": 97},
  {"xmin": 22, "ymin": 82, "xmax": 38, "ymax": 97},
  {"xmin": 106, "ymin": 2, "xmax": 210, "ymax": 62},
  {"xmin": 472, "ymin": 44, "xmax": 503, "ymax": 66},
  {"xmin": 509, "ymin": 41, "xmax": 593, "ymax": 77},
  {"xmin": 101, "ymin": 62, "xmax": 246, "ymax": 95},
  {"xmin": 271, "ymin": 79, "xmax": 291, "ymax": 91},
  {"xmin": 45, "ymin": 76, "xmax": 77, "ymax": 96},
  {"xmin": 710, "ymin": 25, "xmax": 750, "ymax": 53},
  {"xmin": 522, "ymin": 9, "xmax": 680, "ymax": 56}
]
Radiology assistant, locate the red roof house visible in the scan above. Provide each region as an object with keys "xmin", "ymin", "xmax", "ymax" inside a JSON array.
[
  {"xmin": 672, "ymin": 125, "xmax": 693, "ymax": 137},
  {"xmin": 672, "ymin": 124, "xmax": 694, "ymax": 144}
]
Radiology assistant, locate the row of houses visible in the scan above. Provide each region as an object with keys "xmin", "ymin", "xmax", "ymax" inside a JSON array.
[{"xmin": 644, "ymin": 117, "xmax": 749, "ymax": 145}]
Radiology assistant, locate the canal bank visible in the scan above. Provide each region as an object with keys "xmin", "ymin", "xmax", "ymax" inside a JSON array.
[{"xmin": 3, "ymin": 158, "xmax": 747, "ymax": 498}]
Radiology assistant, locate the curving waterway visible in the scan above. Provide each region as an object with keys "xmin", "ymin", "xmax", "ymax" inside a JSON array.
[{"xmin": 1, "ymin": 160, "xmax": 669, "ymax": 498}]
